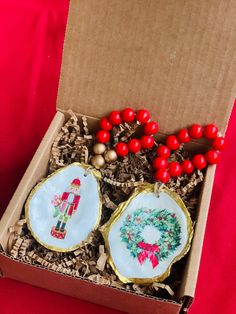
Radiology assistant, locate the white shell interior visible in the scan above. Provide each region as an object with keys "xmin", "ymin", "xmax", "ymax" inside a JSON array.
[
  {"xmin": 108, "ymin": 191, "xmax": 189, "ymax": 280},
  {"xmin": 26, "ymin": 164, "xmax": 100, "ymax": 251}
]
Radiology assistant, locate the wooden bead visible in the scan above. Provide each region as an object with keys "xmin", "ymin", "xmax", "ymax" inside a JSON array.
[
  {"xmin": 93, "ymin": 143, "xmax": 106, "ymax": 155},
  {"xmin": 91, "ymin": 155, "xmax": 105, "ymax": 169},
  {"xmin": 104, "ymin": 150, "xmax": 118, "ymax": 163}
]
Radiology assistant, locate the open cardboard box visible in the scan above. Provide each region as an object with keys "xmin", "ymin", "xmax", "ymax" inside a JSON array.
[{"xmin": 0, "ymin": 1, "xmax": 235, "ymax": 313}]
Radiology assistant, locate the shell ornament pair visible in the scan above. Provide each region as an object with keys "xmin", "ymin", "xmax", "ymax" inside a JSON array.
[{"xmin": 25, "ymin": 163, "xmax": 193, "ymax": 284}]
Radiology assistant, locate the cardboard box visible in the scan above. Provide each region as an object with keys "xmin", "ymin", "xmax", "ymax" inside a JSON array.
[{"xmin": 0, "ymin": 1, "xmax": 235, "ymax": 313}]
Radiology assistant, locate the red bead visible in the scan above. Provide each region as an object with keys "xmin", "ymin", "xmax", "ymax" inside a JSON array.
[
  {"xmin": 154, "ymin": 169, "xmax": 170, "ymax": 183},
  {"xmin": 189, "ymin": 124, "xmax": 203, "ymax": 139},
  {"xmin": 100, "ymin": 117, "xmax": 112, "ymax": 131},
  {"xmin": 168, "ymin": 162, "xmax": 182, "ymax": 177},
  {"xmin": 181, "ymin": 160, "xmax": 194, "ymax": 174},
  {"xmin": 153, "ymin": 157, "xmax": 168, "ymax": 170},
  {"xmin": 177, "ymin": 129, "xmax": 190, "ymax": 143},
  {"xmin": 192, "ymin": 154, "xmax": 207, "ymax": 170},
  {"xmin": 128, "ymin": 138, "xmax": 141, "ymax": 153},
  {"xmin": 109, "ymin": 111, "xmax": 122, "ymax": 125},
  {"xmin": 203, "ymin": 124, "xmax": 218, "ymax": 139},
  {"xmin": 136, "ymin": 109, "xmax": 150, "ymax": 124},
  {"xmin": 121, "ymin": 108, "xmax": 135, "ymax": 123},
  {"xmin": 212, "ymin": 136, "xmax": 225, "ymax": 151},
  {"xmin": 205, "ymin": 150, "xmax": 220, "ymax": 164},
  {"xmin": 115, "ymin": 142, "xmax": 129, "ymax": 157},
  {"xmin": 96, "ymin": 130, "xmax": 110, "ymax": 143},
  {"xmin": 140, "ymin": 135, "xmax": 154, "ymax": 149},
  {"xmin": 144, "ymin": 121, "xmax": 159, "ymax": 135},
  {"xmin": 166, "ymin": 135, "xmax": 180, "ymax": 150},
  {"xmin": 156, "ymin": 145, "xmax": 170, "ymax": 159}
]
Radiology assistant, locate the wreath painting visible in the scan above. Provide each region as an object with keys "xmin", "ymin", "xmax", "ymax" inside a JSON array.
[{"xmin": 120, "ymin": 208, "xmax": 181, "ymax": 269}]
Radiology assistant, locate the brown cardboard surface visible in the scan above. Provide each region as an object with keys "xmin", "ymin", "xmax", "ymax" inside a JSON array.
[
  {"xmin": 0, "ymin": 253, "xmax": 181, "ymax": 314},
  {"xmin": 0, "ymin": 111, "xmax": 182, "ymax": 313},
  {"xmin": 1, "ymin": 1, "xmax": 235, "ymax": 312},
  {"xmin": 178, "ymin": 165, "xmax": 216, "ymax": 298},
  {"xmin": 0, "ymin": 110, "xmax": 215, "ymax": 307},
  {"xmin": 0, "ymin": 112, "xmax": 65, "ymax": 251},
  {"xmin": 57, "ymin": 0, "xmax": 236, "ymax": 134}
]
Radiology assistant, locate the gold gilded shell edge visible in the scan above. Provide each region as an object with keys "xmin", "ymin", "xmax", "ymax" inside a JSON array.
[
  {"xmin": 100, "ymin": 183, "xmax": 194, "ymax": 284},
  {"xmin": 25, "ymin": 162, "xmax": 102, "ymax": 253}
]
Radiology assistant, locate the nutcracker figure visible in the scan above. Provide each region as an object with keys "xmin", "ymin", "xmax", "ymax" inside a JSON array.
[{"xmin": 51, "ymin": 178, "xmax": 81, "ymax": 239}]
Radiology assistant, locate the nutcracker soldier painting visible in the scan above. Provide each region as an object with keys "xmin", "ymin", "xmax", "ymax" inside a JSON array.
[{"xmin": 51, "ymin": 178, "xmax": 81, "ymax": 239}]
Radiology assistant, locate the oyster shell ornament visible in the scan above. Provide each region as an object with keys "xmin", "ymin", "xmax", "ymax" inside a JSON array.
[
  {"xmin": 25, "ymin": 163, "xmax": 102, "ymax": 252},
  {"xmin": 101, "ymin": 183, "xmax": 193, "ymax": 284}
]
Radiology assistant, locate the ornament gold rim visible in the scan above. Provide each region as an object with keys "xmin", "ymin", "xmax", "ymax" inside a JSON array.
[
  {"xmin": 100, "ymin": 183, "xmax": 194, "ymax": 284},
  {"xmin": 25, "ymin": 162, "xmax": 102, "ymax": 253}
]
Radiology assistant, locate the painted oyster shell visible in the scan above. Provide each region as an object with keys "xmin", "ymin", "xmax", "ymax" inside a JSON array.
[
  {"xmin": 101, "ymin": 183, "xmax": 193, "ymax": 284},
  {"xmin": 25, "ymin": 163, "xmax": 101, "ymax": 252}
]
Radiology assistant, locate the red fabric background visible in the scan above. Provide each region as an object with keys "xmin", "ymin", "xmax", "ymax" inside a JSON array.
[{"xmin": 0, "ymin": 1, "xmax": 235, "ymax": 313}]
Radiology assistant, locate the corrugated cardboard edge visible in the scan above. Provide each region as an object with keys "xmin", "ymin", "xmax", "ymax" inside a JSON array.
[
  {"xmin": 0, "ymin": 112, "xmax": 65, "ymax": 251},
  {"xmin": 0, "ymin": 111, "xmax": 182, "ymax": 314},
  {"xmin": 0, "ymin": 110, "xmax": 217, "ymax": 313},
  {"xmin": 0, "ymin": 253, "xmax": 181, "ymax": 314},
  {"xmin": 179, "ymin": 296, "xmax": 194, "ymax": 314},
  {"xmin": 57, "ymin": 0, "xmax": 236, "ymax": 134}
]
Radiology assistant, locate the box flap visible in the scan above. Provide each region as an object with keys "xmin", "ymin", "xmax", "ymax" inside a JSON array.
[
  {"xmin": 0, "ymin": 253, "xmax": 181, "ymax": 314},
  {"xmin": 178, "ymin": 165, "xmax": 216, "ymax": 298},
  {"xmin": 57, "ymin": 0, "xmax": 236, "ymax": 134}
]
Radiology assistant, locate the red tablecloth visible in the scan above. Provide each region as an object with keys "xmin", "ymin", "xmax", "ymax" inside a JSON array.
[{"xmin": 0, "ymin": 1, "xmax": 235, "ymax": 313}]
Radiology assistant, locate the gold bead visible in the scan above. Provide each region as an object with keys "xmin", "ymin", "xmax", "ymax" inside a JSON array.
[
  {"xmin": 104, "ymin": 149, "xmax": 118, "ymax": 163},
  {"xmin": 91, "ymin": 155, "xmax": 105, "ymax": 169},
  {"xmin": 93, "ymin": 143, "xmax": 106, "ymax": 155}
]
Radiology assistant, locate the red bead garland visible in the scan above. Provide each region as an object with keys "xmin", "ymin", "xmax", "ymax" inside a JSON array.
[
  {"xmin": 100, "ymin": 117, "xmax": 112, "ymax": 131},
  {"xmin": 205, "ymin": 150, "xmax": 220, "ymax": 164},
  {"xmin": 153, "ymin": 123, "xmax": 225, "ymax": 182},
  {"xmin": 140, "ymin": 135, "xmax": 154, "ymax": 149},
  {"xmin": 115, "ymin": 142, "xmax": 129, "ymax": 157},
  {"xmin": 177, "ymin": 129, "xmax": 190, "ymax": 143},
  {"xmin": 156, "ymin": 145, "xmax": 170, "ymax": 158},
  {"xmin": 121, "ymin": 108, "xmax": 135, "ymax": 123},
  {"xmin": 96, "ymin": 130, "xmax": 110, "ymax": 143},
  {"xmin": 95, "ymin": 109, "xmax": 225, "ymax": 183},
  {"xmin": 166, "ymin": 135, "xmax": 180, "ymax": 150},
  {"xmin": 153, "ymin": 157, "xmax": 168, "ymax": 170},
  {"xmin": 181, "ymin": 160, "xmax": 194, "ymax": 174},
  {"xmin": 212, "ymin": 136, "xmax": 225, "ymax": 151},
  {"xmin": 96, "ymin": 108, "xmax": 156, "ymax": 159},
  {"xmin": 154, "ymin": 169, "xmax": 170, "ymax": 183},
  {"xmin": 144, "ymin": 121, "xmax": 159, "ymax": 135},
  {"xmin": 128, "ymin": 138, "xmax": 141, "ymax": 153},
  {"xmin": 136, "ymin": 109, "xmax": 150, "ymax": 124},
  {"xmin": 189, "ymin": 124, "xmax": 203, "ymax": 139},
  {"xmin": 203, "ymin": 124, "xmax": 218, "ymax": 139},
  {"xmin": 109, "ymin": 111, "xmax": 122, "ymax": 125},
  {"xmin": 168, "ymin": 162, "xmax": 182, "ymax": 177},
  {"xmin": 192, "ymin": 154, "xmax": 207, "ymax": 170},
  {"xmin": 96, "ymin": 108, "xmax": 155, "ymax": 149}
]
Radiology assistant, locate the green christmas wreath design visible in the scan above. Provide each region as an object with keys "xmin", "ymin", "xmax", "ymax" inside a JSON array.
[{"xmin": 120, "ymin": 208, "xmax": 181, "ymax": 268}]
